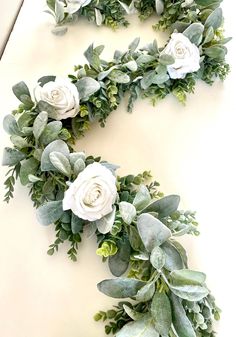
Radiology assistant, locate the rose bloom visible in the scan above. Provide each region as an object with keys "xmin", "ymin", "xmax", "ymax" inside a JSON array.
[
  {"xmin": 63, "ymin": 163, "xmax": 117, "ymax": 222},
  {"xmin": 65, "ymin": 0, "xmax": 92, "ymax": 14},
  {"xmin": 34, "ymin": 77, "xmax": 80, "ymax": 120},
  {"xmin": 162, "ymin": 33, "xmax": 201, "ymax": 79}
]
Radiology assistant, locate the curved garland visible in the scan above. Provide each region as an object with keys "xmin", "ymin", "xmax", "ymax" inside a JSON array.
[
  {"xmin": 3, "ymin": 54, "xmax": 222, "ymax": 337},
  {"xmin": 46, "ymin": 0, "xmax": 226, "ymax": 35},
  {"xmin": 2, "ymin": 112, "xmax": 220, "ymax": 337}
]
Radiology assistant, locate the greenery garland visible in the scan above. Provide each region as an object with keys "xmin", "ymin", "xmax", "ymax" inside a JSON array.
[
  {"xmin": 2, "ymin": 5, "xmax": 229, "ymax": 336},
  {"xmin": 46, "ymin": 0, "xmax": 226, "ymax": 35}
]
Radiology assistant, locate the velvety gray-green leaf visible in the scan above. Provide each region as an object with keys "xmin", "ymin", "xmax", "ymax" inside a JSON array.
[
  {"xmin": 183, "ymin": 23, "xmax": 204, "ymax": 45},
  {"xmin": 151, "ymin": 291, "xmax": 172, "ymax": 336},
  {"xmin": 96, "ymin": 206, "xmax": 116, "ymax": 234},
  {"xmin": 150, "ymin": 246, "xmax": 166, "ymax": 271},
  {"xmin": 97, "ymin": 278, "xmax": 145, "ymax": 298},
  {"xmin": 205, "ymin": 8, "xmax": 223, "ymax": 30},
  {"xmin": 109, "ymin": 238, "xmax": 131, "ymax": 277},
  {"xmin": 36, "ymin": 200, "xmax": 64, "ymax": 226},
  {"xmin": 116, "ymin": 315, "xmax": 159, "ymax": 337},
  {"xmin": 3, "ymin": 115, "xmax": 21, "ymax": 135},
  {"xmin": 33, "ymin": 111, "xmax": 48, "ymax": 141},
  {"xmin": 137, "ymin": 213, "xmax": 171, "ymax": 252},
  {"xmin": 49, "ymin": 151, "xmax": 71, "ymax": 177},
  {"xmin": 161, "ymin": 241, "xmax": 184, "ymax": 271},
  {"xmin": 119, "ymin": 201, "xmax": 136, "ymax": 225},
  {"xmin": 2, "ymin": 147, "xmax": 26, "ymax": 166},
  {"xmin": 142, "ymin": 195, "xmax": 180, "ymax": 218},
  {"xmin": 19, "ymin": 158, "xmax": 39, "ymax": 185},
  {"xmin": 41, "ymin": 140, "xmax": 70, "ymax": 171},
  {"xmin": 135, "ymin": 281, "xmax": 156, "ymax": 302},
  {"xmin": 170, "ymin": 293, "xmax": 196, "ymax": 337},
  {"xmin": 133, "ymin": 185, "xmax": 151, "ymax": 210},
  {"xmin": 71, "ymin": 213, "xmax": 84, "ymax": 234},
  {"xmin": 123, "ymin": 305, "xmax": 146, "ymax": 321},
  {"xmin": 76, "ymin": 77, "xmax": 100, "ymax": 101}
]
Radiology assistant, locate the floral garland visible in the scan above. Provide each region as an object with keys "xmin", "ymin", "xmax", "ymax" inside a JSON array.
[
  {"xmin": 2, "ymin": 6, "xmax": 228, "ymax": 336},
  {"xmin": 2, "ymin": 38, "xmax": 224, "ymax": 337},
  {"xmin": 46, "ymin": 0, "xmax": 226, "ymax": 36}
]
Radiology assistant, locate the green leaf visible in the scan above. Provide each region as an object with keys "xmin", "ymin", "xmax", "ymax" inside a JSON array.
[
  {"xmin": 159, "ymin": 54, "xmax": 175, "ymax": 65},
  {"xmin": 17, "ymin": 112, "xmax": 33, "ymax": 130},
  {"xmin": 36, "ymin": 200, "xmax": 64, "ymax": 226},
  {"xmin": 33, "ymin": 111, "xmax": 48, "ymax": 141},
  {"xmin": 38, "ymin": 76, "xmax": 56, "ymax": 87},
  {"xmin": 55, "ymin": 0, "xmax": 65, "ymax": 23},
  {"xmin": 119, "ymin": 202, "xmax": 136, "ymax": 225},
  {"xmin": 49, "ymin": 151, "xmax": 71, "ymax": 177},
  {"xmin": 76, "ymin": 77, "xmax": 100, "ymax": 101},
  {"xmin": 47, "ymin": 0, "xmax": 56, "ymax": 11},
  {"xmin": 41, "ymin": 140, "xmax": 70, "ymax": 171},
  {"xmin": 84, "ymin": 43, "xmax": 103, "ymax": 70},
  {"xmin": 116, "ymin": 315, "xmax": 158, "ymax": 337},
  {"xmin": 109, "ymin": 238, "xmax": 131, "ymax": 277},
  {"xmin": 128, "ymin": 37, "xmax": 140, "ymax": 53},
  {"xmin": 40, "ymin": 121, "xmax": 63, "ymax": 145},
  {"xmin": 136, "ymin": 55, "xmax": 156, "ymax": 65},
  {"xmin": 204, "ymin": 45, "xmax": 226, "ymax": 59},
  {"xmin": 152, "ymin": 72, "xmax": 169, "ymax": 85},
  {"xmin": 123, "ymin": 305, "xmax": 146, "ymax": 321},
  {"xmin": 19, "ymin": 158, "xmax": 39, "ymax": 185},
  {"xmin": 170, "ymin": 269, "xmax": 206, "ymax": 286},
  {"xmin": 135, "ymin": 282, "xmax": 156, "ymax": 302},
  {"xmin": 69, "ymin": 152, "xmax": 86, "ymax": 166},
  {"xmin": 124, "ymin": 60, "xmax": 138, "ymax": 72},
  {"xmin": 74, "ymin": 158, "xmax": 85, "ymax": 175},
  {"xmin": 142, "ymin": 195, "xmax": 180, "ymax": 218},
  {"xmin": 169, "ymin": 269, "xmax": 209, "ymax": 301},
  {"xmin": 97, "ymin": 278, "xmax": 145, "ymax": 298},
  {"xmin": 161, "ymin": 241, "xmax": 184, "ymax": 271},
  {"xmin": 150, "ymin": 246, "xmax": 165, "ymax": 271},
  {"xmin": 95, "ymin": 206, "xmax": 116, "ymax": 234},
  {"xmin": 151, "ymin": 291, "xmax": 172, "ymax": 336},
  {"xmin": 10, "ymin": 135, "xmax": 29, "ymax": 149},
  {"xmin": 108, "ymin": 70, "xmax": 130, "ymax": 84},
  {"xmin": 127, "ymin": 225, "xmax": 144, "ymax": 251},
  {"xmin": 37, "ymin": 100, "xmax": 57, "ymax": 119},
  {"xmin": 137, "ymin": 213, "xmax": 171, "ymax": 252},
  {"xmin": 170, "ymin": 293, "xmax": 196, "ymax": 337},
  {"xmin": 71, "ymin": 213, "xmax": 83, "ymax": 234},
  {"xmin": 2, "ymin": 147, "xmax": 26, "ymax": 166},
  {"xmin": 3, "ymin": 115, "xmax": 21, "ymax": 135},
  {"xmin": 205, "ymin": 8, "xmax": 223, "ymax": 30},
  {"xmin": 133, "ymin": 185, "xmax": 151, "ymax": 210},
  {"xmin": 183, "ymin": 23, "xmax": 204, "ymax": 45},
  {"xmin": 203, "ymin": 26, "xmax": 215, "ymax": 44},
  {"xmin": 141, "ymin": 71, "xmax": 156, "ymax": 90},
  {"xmin": 12, "ymin": 81, "xmax": 33, "ymax": 107}
]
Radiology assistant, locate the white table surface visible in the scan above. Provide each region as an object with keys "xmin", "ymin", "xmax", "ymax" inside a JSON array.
[{"xmin": 0, "ymin": 1, "xmax": 236, "ymax": 336}]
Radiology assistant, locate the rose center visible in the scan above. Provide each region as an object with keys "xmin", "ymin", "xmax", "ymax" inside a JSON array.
[
  {"xmin": 175, "ymin": 43, "xmax": 187, "ymax": 58},
  {"xmin": 84, "ymin": 187, "xmax": 101, "ymax": 206},
  {"xmin": 51, "ymin": 89, "xmax": 61, "ymax": 100}
]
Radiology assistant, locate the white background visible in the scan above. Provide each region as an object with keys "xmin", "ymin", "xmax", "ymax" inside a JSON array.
[{"xmin": 0, "ymin": 1, "xmax": 236, "ymax": 336}]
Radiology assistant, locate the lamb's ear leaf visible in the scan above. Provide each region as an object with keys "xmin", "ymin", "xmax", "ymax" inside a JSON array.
[
  {"xmin": 36, "ymin": 200, "xmax": 64, "ymax": 226},
  {"xmin": 97, "ymin": 278, "xmax": 145, "ymax": 298}
]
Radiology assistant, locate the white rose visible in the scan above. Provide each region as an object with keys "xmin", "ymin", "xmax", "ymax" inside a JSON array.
[
  {"xmin": 65, "ymin": 0, "xmax": 92, "ymax": 14},
  {"xmin": 63, "ymin": 162, "xmax": 117, "ymax": 221},
  {"xmin": 34, "ymin": 77, "xmax": 80, "ymax": 120},
  {"xmin": 162, "ymin": 33, "xmax": 201, "ymax": 79}
]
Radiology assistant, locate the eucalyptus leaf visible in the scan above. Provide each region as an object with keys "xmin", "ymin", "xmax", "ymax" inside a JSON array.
[
  {"xmin": 109, "ymin": 238, "xmax": 131, "ymax": 277},
  {"xmin": 135, "ymin": 281, "xmax": 156, "ymax": 302},
  {"xmin": 151, "ymin": 291, "xmax": 172, "ymax": 336},
  {"xmin": 19, "ymin": 158, "xmax": 39, "ymax": 185},
  {"xmin": 76, "ymin": 77, "xmax": 100, "ymax": 101},
  {"xmin": 3, "ymin": 115, "xmax": 21, "ymax": 135},
  {"xmin": 97, "ymin": 278, "xmax": 145, "ymax": 298},
  {"xmin": 33, "ymin": 111, "xmax": 48, "ymax": 141},
  {"xmin": 133, "ymin": 185, "xmax": 151, "ymax": 210},
  {"xmin": 119, "ymin": 202, "xmax": 136, "ymax": 225},
  {"xmin": 150, "ymin": 246, "xmax": 166, "ymax": 271},
  {"xmin": 116, "ymin": 315, "xmax": 158, "ymax": 337},
  {"xmin": 137, "ymin": 213, "xmax": 171, "ymax": 252},
  {"xmin": 95, "ymin": 206, "xmax": 116, "ymax": 234},
  {"xmin": 170, "ymin": 293, "xmax": 196, "ymax": 337},
  {"xmin": 36, "ymin": 200, "xmax": 64, "ymax": 226},
  {"xmin": 142, "ymin": 195, "xmax": 180, "ymax": 218},
  {"xmin": 2, "ymin": 147, "xmax": 26, "ymax": 166},
  {"xmin": 41, "ymin": 139, "xmax": 70, "ymax": 171}
]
